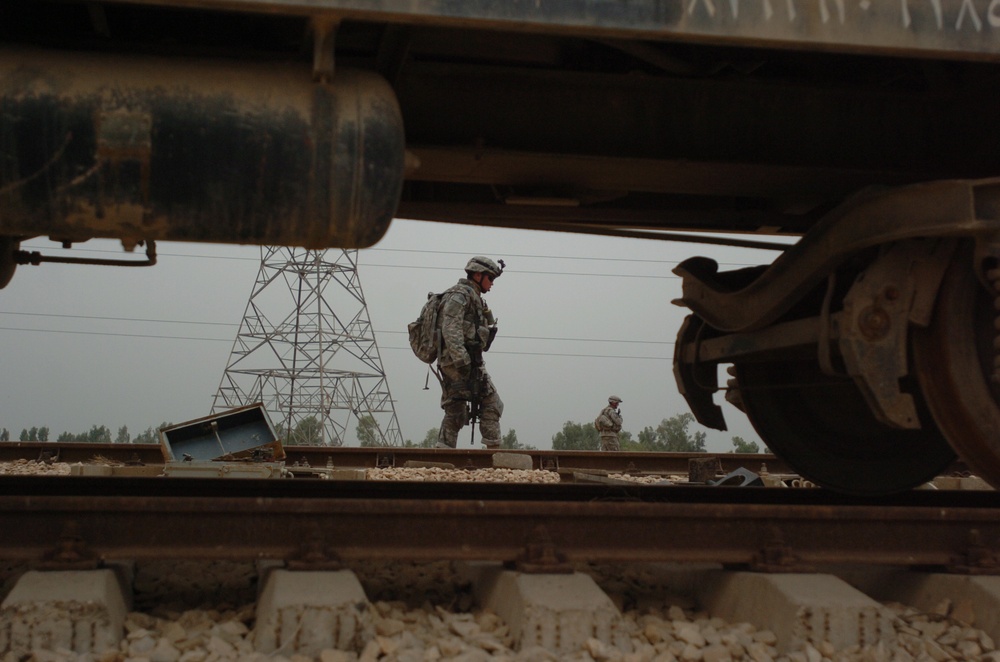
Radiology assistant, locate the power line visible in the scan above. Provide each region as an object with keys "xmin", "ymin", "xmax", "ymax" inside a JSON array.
[
  {"xmin": 0, "ymin": 326, "xmax": 672, "ymax": 358},
  {"xmin": 0, "ymin": 310, "xmax": 235, "ymax": 327},
  {"xmin": 0, "ymin": 326, "xmax": 231, "ymax": 343},
  {"xmin": 378, "ymin": 329, "xmax": 672, "ymax": 345},
  {"xmin": 0, "ymin": 311, "xmax": 673, "ymax": 345}
]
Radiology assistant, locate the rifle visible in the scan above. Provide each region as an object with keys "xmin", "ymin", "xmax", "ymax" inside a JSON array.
[{"xmin": 467, "ymin": 341, "xmax": 484, "ymax": 446}]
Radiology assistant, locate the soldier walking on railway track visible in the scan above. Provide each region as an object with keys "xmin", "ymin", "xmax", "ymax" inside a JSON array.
[
  {"xmin": 430, "ymin": 256, "xmax": 505, "ymax": 449},
  {"xmin": 595, "ymin": 396, "xmax": 624, "ymax": 451}
]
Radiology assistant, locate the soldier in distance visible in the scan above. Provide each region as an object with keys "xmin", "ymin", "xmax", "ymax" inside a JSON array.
[{"xmin": 595, "ymin": 395, "xmax": 623, "ymax": 451}]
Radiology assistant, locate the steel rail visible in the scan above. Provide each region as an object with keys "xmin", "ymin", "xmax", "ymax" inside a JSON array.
[
  {"xmin": 2, "ymin": 477, "xmax": 998, "ymax": 571},
  {"xmin": 0, "ymin": 442, "xmax": 795, "ymax": 476}
]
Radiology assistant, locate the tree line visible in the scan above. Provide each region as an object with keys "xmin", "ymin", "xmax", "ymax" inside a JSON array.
[
  {"xmin": 1, "ymin": 413, "xmax": 764, "ymax": 452},
  {"xmin": 1, "ymin": 424, "xmax": 169, "ymax": 444},
  {"xmin": 549, "ymin": 412, "xmax": 764, "ymax": 453}
]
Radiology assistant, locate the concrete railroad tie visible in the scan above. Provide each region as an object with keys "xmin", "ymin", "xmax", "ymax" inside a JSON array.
[{"xmin": 3, "ymin": 564, "xmax": 1000, "ymax": 657}]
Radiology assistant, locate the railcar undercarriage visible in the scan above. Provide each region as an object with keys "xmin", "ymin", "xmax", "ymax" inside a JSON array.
[
  {"xmin": 673, "ymin": 179, "xmax": 1000, "ymax": 494},
  {"xmin": 3, "ymin": 0, "xmax": 1000, "ymax": 493}
]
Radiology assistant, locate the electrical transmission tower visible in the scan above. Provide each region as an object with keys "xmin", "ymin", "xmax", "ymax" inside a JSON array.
[{"xmin": 213, "ymin": 247, "xmax": 403, "ymax": 446}]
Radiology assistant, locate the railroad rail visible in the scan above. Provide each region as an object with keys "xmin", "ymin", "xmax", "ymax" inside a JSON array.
[
  {"xmin": 0, "ymin": 442, "xmax": 797, "ymax": 477},
  {"xmin": 2, "ymin": 476, "xmax": 999, "ymax": 572}
]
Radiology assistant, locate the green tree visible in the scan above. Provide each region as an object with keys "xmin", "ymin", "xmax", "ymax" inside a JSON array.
[
  {"xmin": 0, "ymin": 428, "xmax": 8, "ymax": 441},
  {"xmin": 619, "ymin": 430, "xmax": 641, "ymax": 451},
  {"xmin": 19, "ymin": 429, "xmax": 28, "ymax": 441},
  {"xmin": 116, "ymin": 425, "xmax": 131, "ymax": 444},
  {"xmin": 84, "ymin": 425, "xmax": 112, "ymax": 443},
  {"xmin": 357, "ymin": 415, "xmax": 379, "ymax": 447},
  {"xmin": 289, "ymin": 416, "xmax": 323, "ymax": 445},
  {"xmin": 629, "ymin": 414, "xmax": 707, "ymax": 452},
  {"xmin": 551, "ymin": 421, "xmax": 599, "ymax": 451},
  {"xmin": 419, "ymin": 428, "xmax": 440, "ymax": 448},
  {"xmin": 654, "ymin": 413, "xmax": 707, "ymax": 452},
  {"xmin": 731, "ymin": 436, "xmax": 761, "ymax": 453},
  {"xmin": 637, "ymin": 426, "xmax": 656, "ymax": 449},
  {"xmin": 37, "ymin": 426, "xmax": 49, "ymax": 441},
  {"xmin": 133, "ymin": 423, "xmax": 171, "ymax": 444},
  {"xmin": 500, "ymin": 429, "xmax": 535, "ymax": 450},
  {"xmin": 57, "ymin": 431, "xmax": 75, "ymax": 441}
]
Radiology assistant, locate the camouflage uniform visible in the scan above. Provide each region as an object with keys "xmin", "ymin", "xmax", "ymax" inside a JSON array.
[
  {"xmin": 596, "ymin": 397, "xmax": 623, "ymax": 451},
  {"xmin": 436, "ymin": 258, "xmax": 504, "ymax": 448}
]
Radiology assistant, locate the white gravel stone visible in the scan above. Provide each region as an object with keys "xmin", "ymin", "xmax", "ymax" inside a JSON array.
[
  {"xmin": 366, "ymin": 466, "xmax": 560, "ymax": 483},
  {"xmin": 676, "ymin": 624, "xmax": 707, "ymax": 647},
  {"xmin": 0, "ymin": 459, "xmax": 71, "ymax": 476}
]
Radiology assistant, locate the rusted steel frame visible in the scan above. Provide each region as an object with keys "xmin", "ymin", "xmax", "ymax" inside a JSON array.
[
  {"xmin": 837, "ymin": 239, "xmax": 957, "ymax": 429},
  {"xmin": 673, "ymin": 312, "xmax": 835, "ymax": 430},
  {"xmin": 402, "ymin": 148, "xmax": 916, "ymax": 203},
  {"xmin": 16, "ymin": 240, "xmax": 157, "ymax": 268},
  {"xmin": 121, "ymin": 0, "xmax": 1000, "ymax": 62},
  {"xmin": 2, "ymin": 494, "xmax": 999, "ymax": 569},
  {"xmin": 674, "ymin": 178, "xmax": 1000, "ymax": 333},
  {"xmin": 396, "ymin": 201, "xmax": 801, "ymax": 247},
  {"xmin": 677, "ymin": 315, "xmax": 832, "ymax": 365}
]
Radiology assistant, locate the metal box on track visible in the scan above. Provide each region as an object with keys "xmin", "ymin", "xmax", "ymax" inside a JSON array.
[{"xmin": 159, "ymin": 403, "xmax": 284, "ymax": 463}]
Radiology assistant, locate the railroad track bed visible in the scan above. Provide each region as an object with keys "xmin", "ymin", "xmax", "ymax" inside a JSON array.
[
  {"xmin": 2, "ymin": 557, "xmax": 1000, "ymax": 662},
  {"xmin": 0, "ymin": 444, "xmax": 802, "ymax": 485},
  {"xmin": 0, "ymin": 456, "xmax": 990, "ymax": 495},
  {"xmin": 2, "ymin": 456, "xmax": 1000, "ymax": 661}
]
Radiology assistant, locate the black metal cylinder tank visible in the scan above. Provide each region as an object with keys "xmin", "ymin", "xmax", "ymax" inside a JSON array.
[{"xmin": 0, "ymin": 47, "xmax": 405, "ymax": 248}]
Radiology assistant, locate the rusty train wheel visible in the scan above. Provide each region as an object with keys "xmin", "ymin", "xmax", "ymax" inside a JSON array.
[
  {"xmin": 0, "ymin": 237, "xmax": 18, "ymax": 289},
  {"xmin": 912, "ymin": 248, "xmax": 1000, "ymax": 489},
  {"xmin": 734, "ymin": 358, "xmax": 955, "ymax": 496}
]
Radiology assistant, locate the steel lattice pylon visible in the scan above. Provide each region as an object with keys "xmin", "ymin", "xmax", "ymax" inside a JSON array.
[{"xmin": 213, "ymin": 247, "xmax": 402, "ymax": 446}]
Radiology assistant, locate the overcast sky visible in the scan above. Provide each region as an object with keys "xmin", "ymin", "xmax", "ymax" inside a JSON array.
[{"xmin": 0, "ymin": 219, "xmax": 782, "ymax": 451}]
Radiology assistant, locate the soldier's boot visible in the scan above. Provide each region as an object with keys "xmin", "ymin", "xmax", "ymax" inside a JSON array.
[
  {"xmin": 438, "ymin": 403, "xmax": 466, "ymax": 449},
  {"xmin": 479, "ymin": 414, "xmax": 502, "ymax": 450},
  {"xmin": 437, "ymin": 424, "xmax": 459, "ymax": 449}
]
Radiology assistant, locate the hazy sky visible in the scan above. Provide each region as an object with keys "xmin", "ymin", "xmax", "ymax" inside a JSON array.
[{"xmin": 0, "ymin": 219, "xmax": 782, "ymax": 451}]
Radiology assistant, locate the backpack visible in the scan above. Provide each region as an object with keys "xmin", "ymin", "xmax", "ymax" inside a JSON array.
[
  {"xmin": 408, "ymin": 292, "xmax": 444, "ymax": 363},
  {"xmin": 595, "ymin": 411, "xmax": 610, "ymax": 431}
]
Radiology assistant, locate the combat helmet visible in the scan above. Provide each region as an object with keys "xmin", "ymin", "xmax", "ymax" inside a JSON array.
[
  {"xmin": 608, "ymin": 395, "xmax": 623, "ymax": 404},
  {"xmin": 465, "ymin": 256, "xmax": 504, "ymax": 279}
]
